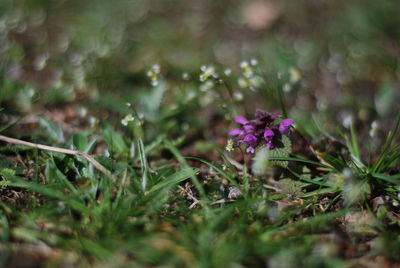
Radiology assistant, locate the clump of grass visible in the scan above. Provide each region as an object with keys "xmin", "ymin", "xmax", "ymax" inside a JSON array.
[{"xmin": 0, "ymin": 1, "xmax": 399, "ymax": 266}]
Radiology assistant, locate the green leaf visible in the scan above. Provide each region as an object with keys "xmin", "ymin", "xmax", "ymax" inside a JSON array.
[
  {"xmin": 103, "ymin": 127, "xmax": 128, "ymax": 156},
  {"xmin": 318, "ymin": 153, "xmax": 347, "ymax": 171},
  {"xmin": 45, "ymin": 158, "xmax": 79, "ymax": 195},
  {"xmin": 139, "ymin": 81, "xmax": 166, "ymax": 121},
  {"xmin": 276, "ymin": 85, "xmax": 287, "ymax": 118},
  {"xmin": 146, "ymin": 168, "xmax": 198, "ymax": 194},
  {"xmin": 0, "ymin": 115, "xmax": 28, "ymax": 133},
  {"xmin": 268, "ymin": 156, "xmax": 333, "ymax": 169},
  {"xmin": 38, "ymin": 117, "xmax": 65, "ymax": 143},
  {"xmin": 0, "ymin": 210, "xmax": 9, "ymax": 241},
  {"xmin": 371, "ymin": 173, "xmax": 400, "ymax": 185},
  {"xmin": 372, "ymin": 113, "xmax": 400, "ymax": 173},
  {"xmin": 163, "ymin": 139, "xmax": 207, "ymax": 200},
  {"xmin": 185, "ymin": 156, "xmax": 243, "ymax": 194},
  {"xmin": 3, "ymin": 174, "xmax": 90, "ymax": 214},
  {"xmin": 252, "ymin": 135, "xmax": 292, "ymax": 174},
  {"xmin": 138, "ymin": 138, "xmax": 149, "ymax": 191},
  {"xmin": 349, "ymin": 120, "xmax": 361, "ymax": 162},
  {"xmin": 72, "ymin": 133, "xmax": 88, "ymax": 152}
]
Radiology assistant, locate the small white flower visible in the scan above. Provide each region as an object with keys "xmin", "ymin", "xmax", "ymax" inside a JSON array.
[
  {"xmin": 249, "ymin": 76, "xmax": 262, "ymax": 88},
  {"xmin": 342, "ymin": 114, "xmax": 353, "ymax": 129},
  {"xmin": 33, "ymin": 54, "xmax": 49, "ymax": 71},
  {"xmin": 121, "ymin": 114, "xmax": 135, "ymax": 126},
  {"xmin": 200, "ymin": 80, "xmax": 214, "ymax": 92},
  {"xmin": 240, "ymin": 61, "xmax": 254, "ymax": 78},
  {"xmin": 125, "ymin": 102, "xmax": 131, "ymax": 107},
  {"xmin": 88, "ymin": 116, "xmax": 98, "ymax": 127},
  {"xmin": 182, "ymin": 72, "xmax": 190, "ymax": 80},
  {"xmin": 77, "ymin": 107, "xmax": 88, "ymax": 118},
  {"xmin": 27, "ymin": 88, "xmax": 35, "ymax": 98},
  {"xmin": 289, "ymin": 67, "xmax": 301, "ymax": 83},
  {"xmin": 224, "ymin": 68, "xmax": 232, "ymax": 76},
  {"xmin": 186, "ymin": 91, "xmax": 196, "ymax": 101},
  {"xmin": 240, "ymin": 61, "xmax": 249, "ymax": 68},
  {"xmin": 250, "ymin": 58, "xmax": 258, "ymax": 66},
  {"xmin": 238, "ymin": 77, "xmax": 248, "ymax": 88},
  {"xmin": 233, "ymin": 91, "xmax": 244, "ymax": 101},
  {"xmin": 199, "ymin": 65, "xmax": 216, "ymax": 82},
  {"xmin": 283, "ymin": 83, "xmax": 291, "ymax": 93},
  {"xmin": 147, "ymin": 64, "xmax": 161, "ymax": 86},
  {"xmin": 151, "ymin": 64, "xmax": 160, "ymax": 74},
  {"xmin": 369, "ymin": 120, "xmax": 379, "ymax": 138},
  {"xmin": 225, "ymin": 139, "xmax": 235, "ymax": 152}
]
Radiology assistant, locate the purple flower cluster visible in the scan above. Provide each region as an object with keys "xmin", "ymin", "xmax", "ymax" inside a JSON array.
[{"xmin": 229, "ymin": 109, "xmax": 293, "ymax": 153}]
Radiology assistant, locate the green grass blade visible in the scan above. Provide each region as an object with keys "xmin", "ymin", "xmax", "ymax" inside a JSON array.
[
  {"xmin": 267, "ymin": 156, "xmax": 333, "ymax": 169},
  {"xmin": 288, "ymin": 168, "xmax": 333, "ymax": 187},
  {"xmin": 372, "ymin": 113, "xmax": 400, "ymax": 173},
  {"xmin": 275, "ymin": 86, "xmax": 287, "ymax": 118},
  {"xmin": 163, "ymin": 139, "xmax": 208, "ymax": 202},
  {"xmin": 146, "ymin": 167, "xmax": 199, "ymax": 194},
  {"xmin": 185, "ymin": 156, "xmax": 245, "ymax": 197},
  {"xmin": 349, "ymin": 120, "xmax": 360, "ymax": 161},
  {"xmin": 4, "ymin": 176, "xmax": 91, "ymax": 214},
  {"xmin": 0, "ymin": 115, "xmax": 29, "ymax": 133},
  {"xmin": 138, "ymin": 138, "xmax": 149, "ymax": 192},
  {"xmin": 371, "ymin": 173, "xmax": 400, "ymax": 185}
]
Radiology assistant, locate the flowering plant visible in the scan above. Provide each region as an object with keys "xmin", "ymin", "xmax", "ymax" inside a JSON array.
[{"xmin": 228, "ymin": 109, "xmax": 293, "ymax": 153}]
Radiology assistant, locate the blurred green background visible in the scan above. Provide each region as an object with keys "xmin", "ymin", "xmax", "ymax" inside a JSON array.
[{"xmin": 0, "ymin": 0, "xmax": 399, "ymax": 143}]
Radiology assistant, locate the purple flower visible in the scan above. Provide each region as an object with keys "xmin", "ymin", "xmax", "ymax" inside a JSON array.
[
  {"xmin": 279, "ymin": 119, "xmax": 293, "ymax": 134},
  {"xmin": 264, "ymin": 128, "xmax": 278, "ymax": 149},
  {"xmin": 227, "ymin": 110, "xmax": 293, "ymax": 153},
  {"xmin": 263, "ymin": 128, "xmax": 275, "ymax": 140},
  {"xmin": 242, "ymin": 134, "xmax": 258, "ymax": 146},
  {"xmin": 246, "ymin": 147, "xmax": 255, "ymax": 154},
  {"xmin": 255, "ymin": 109, "xmax": 280, "ymax": 122},
  {"xmin": 229, "ymin": 128, "xmax": 244, "ymax": 136},
  {"xmin": 235, "ymin": 116, "xmax": 248, "ymax": 125},
  {"xmin": 243, "ymin": 124, "xmax": 255, "ymax": 133}
]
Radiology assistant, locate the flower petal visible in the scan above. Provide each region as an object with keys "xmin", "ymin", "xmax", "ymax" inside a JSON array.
[
  {"xmin": 266, "ymin": 140, "xmax": 275, "ymax": 149},
  {"xmin": 279, "ymin": 119, "xmax": 293, "ymax": 134},
  {"xmin": 281, "ymin": 118, "xmax": 294, "ymax": 127},
  {"xmin": 234, "ymin": 116, "xmax": 248, "ymax": 125},
  {"xmin": 243, "ymin": 124, "xmax": 255, "ymax": 133},
  {"xmin": 229, "ymin": 128, "xmax": 244, "ymax": 136},
  {"xmin": 242, "ymin": 134, "xmax": 258, "ymax": 145},
  {"xmin": 246, "ymin": 146, "xmax": 255, "ymax": 154},
  {"xmin": 255, "ymin": 109, "xmax": 269, "ymax": 120},
  {"xmin": 264, "ymin": 129, "xmax": 275, "ymax": 140}
]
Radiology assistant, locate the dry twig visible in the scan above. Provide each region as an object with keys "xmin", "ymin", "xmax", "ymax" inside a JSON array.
[{"xmin": 0, "ymin": 134, "xmax": 111, "ymax": 176}]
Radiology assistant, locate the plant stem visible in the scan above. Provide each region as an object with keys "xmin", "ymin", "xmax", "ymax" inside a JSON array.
[{"xmin": 0, "ymin": 134, "xmax": 111, "ymax": 176}]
